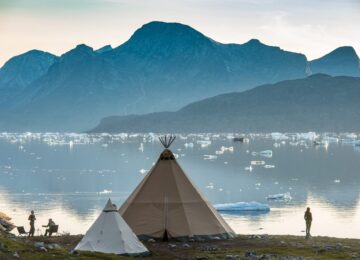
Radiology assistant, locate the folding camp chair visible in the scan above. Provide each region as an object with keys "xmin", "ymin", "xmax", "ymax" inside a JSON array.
[
  {"xmin": 48, "ymin": 225, "xmax": 59, "ymax": 236},
  {"xmin": 17, "ymin": 226, "xmax": 28, "ymax": 236}
]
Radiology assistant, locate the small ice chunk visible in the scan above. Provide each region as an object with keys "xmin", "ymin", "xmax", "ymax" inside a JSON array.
[
  {"xmin": 203, "ymin": 155, "xmax": 217, "ymax": 160},
  {"xmin": 98, "ymin": 189, "xmax": 112, "ymax": 195},
  {"xmin": 138, "ymin": 143, "xmax": 144, "ymax": 152},
  {"xmin": 197, "ymin": 140, "xmax": 211, "ymax": 148},
  {"xmin": 184, "ymin": 142, "xmax": 194, "ymax": 148},
  {"xmin": 215, "ymin": 146, "xmax": 234, "ymax": 155},
  {"xmin": 251, "ymin": 160, "xmax": 265, "ymax": 166},
  {"xmin": 273, "ymin": 143, "xmax": 281, "ymax": 148},
  {"xmin": 244, "ymin": 166, "xmax": 253, "ymax": 172},
  {"xmin": 271, "ymin": 133, "xmax": 289, "ymax": 141},
  {"xmin": 334, "ymin": 179, "xmax": 341, "ymax": 183},
  {"xmin": 139, "ymin": 169, "xmax": 148, "ymax": 175},
  {"xmin": 259, "ymin": 150, "xmax": 273, "ymax": 158},
  {"xmin": 264, "ymin": 164, "xmax": 275, "ymax": 169},
  {"xmin": 266, "ymin": 192, "xmax": 292, "ymax": 201},
  {"xmin": 215, "ymin": 201, "xmax": 270, "ymax": 212},
  {"xmin": 206, "ymin": 183, "xmax": 214, "ymax": 189}
]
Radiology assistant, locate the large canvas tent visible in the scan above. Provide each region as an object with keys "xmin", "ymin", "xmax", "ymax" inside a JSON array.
[
  {"xmin": 75, "ymin": 199, "xmax": 148, "ymax": 255},
  {"xmin": 119, "ymin": 136, "xmax": 235, "ymax": 241}
]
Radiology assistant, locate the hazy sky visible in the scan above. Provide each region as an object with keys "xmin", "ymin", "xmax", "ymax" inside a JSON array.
[{"xmin": 0, "ymin": 0, "xmax": 359, "ymax": 66}]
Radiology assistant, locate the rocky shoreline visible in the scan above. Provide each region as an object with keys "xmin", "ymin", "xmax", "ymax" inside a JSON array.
[{"xmin": 1, "ymin": 231, "xmax": 360, "ymax": 259}]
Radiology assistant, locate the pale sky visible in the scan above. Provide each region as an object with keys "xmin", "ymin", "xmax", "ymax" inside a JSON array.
[{"xmin": 0, "ymin": 0, "xmax": 359, "ymax": 66}]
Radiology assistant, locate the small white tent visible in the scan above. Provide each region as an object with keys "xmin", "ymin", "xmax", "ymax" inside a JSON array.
[{"xmin": 75, "ymin": 199, "xmax": 148, "ymax": 255}]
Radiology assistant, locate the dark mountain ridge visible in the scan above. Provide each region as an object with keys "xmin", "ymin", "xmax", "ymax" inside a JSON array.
[
  {"xmin": 0, "ymin": 21, "xmax": 359, "ymax": 131},
  {"xmin": 90, "ymin": 74, "xmax": 360, "ymax": 133}
]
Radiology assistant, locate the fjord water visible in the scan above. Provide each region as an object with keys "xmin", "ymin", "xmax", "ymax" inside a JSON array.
[{"xmin": 0, "ymin": 133, "xmax": 360, "ymax": 238}]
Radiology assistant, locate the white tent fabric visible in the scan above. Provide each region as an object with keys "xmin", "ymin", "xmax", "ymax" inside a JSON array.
[
  {"xmin": 119, "ymin": 148, "xmax": 235, "ymax": 240},
  {"xmin": 75, "ymin": 199, "xmax": 148, "ymax": 255}
]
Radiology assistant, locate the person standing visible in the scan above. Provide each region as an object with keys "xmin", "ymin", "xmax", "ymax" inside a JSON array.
[
  {"xmin": 304, "ymin": 207, "xmax": 312, "ymax": 238},
  {"xmin": 28, "ymin": 210, "xmax": 36, "ymax": 237}
]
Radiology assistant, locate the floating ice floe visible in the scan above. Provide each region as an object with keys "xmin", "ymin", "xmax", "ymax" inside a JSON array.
[
  {"xmin": 184, "ymin": 142, "xmax": 194, "ymax": 148},
  {"xmin": 296, "ymin": 132, "xmax": 318, "ymax": 141},
  {"xmin": 206, "ymin": 183, "xmax": 214, "ymax": 189},
  {"xmin": 243, "ymin": 138, "xmax": 250, "ymax": 143},
  {"xmin": 257, "ymin": 150, "xmax": 273, "ymax": 158},
  {"xmin": 138, "ymin": 143, "xmax": 144, "ymax": 152},
  {"xmin": 271, "ymin": 133, "xmax": 289, "ymax": 141},
  {"xmin": 344, "ymin": 133, "xmax": 357, "ymax": 139},
  {"xmin": 251, "ymin": 160, "xmax": 265, "ymax": 166},
  {"xmin": 98, "ymin": 189, "xmax": 112, "ymax": 195},
  {"xmin": 215, "ymin": 146, "xmax": 234, "ymax": 155},
  {"xmin": 323, "ymin": 136, "xmax": 339, "ymax": 143},
  {"xmin": 139, "ymin": 169, "xmax": 148, "ymax": 175},
  {"xmin": 334, "ymin": 179, "xmax": 341, "ymax": 183},
  {"xmin": 244, "ymin": 166, "xmax": 253, "ymax": 172},
  {"xmin": 197, "ymin": 140, "xmax": 212, "ymax": 148},
  {"xmin": 214, "ymin": 202, "xmax": 270, "ymax": 212},
  {"xmin": 264, "ymin": 164, "xmax": 275, "ymax": 169},
  {"xmin": 203, "ymin": 155, "xmax": 217, "ymax": 160},
  {"xmin": 251, "ymin": 150, "xmax": 272, "ymax": 158},
  {"xmin": 273, "ymin": 143, "xmax": 281, "ymax": 148},
  {"xmin": 266, "ymin": 192, "xmax": 292, "ymax": 201}
]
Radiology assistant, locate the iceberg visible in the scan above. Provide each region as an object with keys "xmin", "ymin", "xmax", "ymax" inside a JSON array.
[
  {"xmin": 139, "ymin": 169, "xmax": 148, "ymax": 175},
  {"xmin": 205, "ymin": 182, "xmax": 214, "ymax": 189},
  {"xmin": 251, "ymin": 160, "xmax": 265, "ymax": 166},
  {"xmin": 98, "ymin": 189, "xmax": 112, "ymax": 195},
  {"xmin": 244, "ymin": 166, "xmax": 253, "ymax": 172},
  {"xmin": 215, "ymin": 146, "xmax": 234, "ymax": 155},
  {"xmin": 203, "ymin": 155, "xmax": 217, "ymax": 160},
  {"xmin": 184, "ymin": 142, "xmax": 194, "ymax": 148},
  {"xmin": 259, "ymin": 150, "xmax": 273, "ymax": 158},
  {"xmin": 197, "ymin": 140, "xmax": 211, "ymax": 148},
  {"xmin": 215, "ymin": 202, "xmax": 270, "ymax": 212},
  {"xmin": 266, "ymin": 192, "xmax": 292, "ymax": 201},
  {"xmin": 138, "ymin": 143, "xmax": 144, "ymax": 152},
  {"xmin": 264, "ymin": 164, "xmax": 275, "ymax": 169},
  {"xmin": 273, "ymin": 142, "xmax": 281, "ymax": 148},
  {"xmin": 296, "ymin": 132, "xmax": 318, "ymax": 141},
  {"xmin": 271, "ymin": 133, "xmax": 289, "ymax": 141}
]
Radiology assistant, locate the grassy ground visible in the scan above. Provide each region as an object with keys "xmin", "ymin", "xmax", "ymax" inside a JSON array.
[{"xmin": 1, "ymin": 232, "xmax": 360, "ymax": 259}]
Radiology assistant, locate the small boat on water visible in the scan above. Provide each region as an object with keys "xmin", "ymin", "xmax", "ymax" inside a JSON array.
[{"xmin": 233, "ymin": 137, "xmax": 244, "ymax": 142}]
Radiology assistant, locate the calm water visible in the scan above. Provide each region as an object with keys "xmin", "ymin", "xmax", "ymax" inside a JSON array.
[{"xmin": 1, "ymin": 132, "xmax": 360, "ymax": 238}]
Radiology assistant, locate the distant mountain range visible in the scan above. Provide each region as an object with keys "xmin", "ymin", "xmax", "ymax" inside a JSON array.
[
  {"xmin": 90, "ymin": 74, "xmax": 360, "ymax": 133},
  {"xmin": 0, "ymin": 21, "xmax": 359, "ymax": 131}
]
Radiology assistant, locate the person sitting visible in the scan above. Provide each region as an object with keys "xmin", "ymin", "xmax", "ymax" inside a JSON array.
[{"xmin": 42, "ymin": 218, "xmax": 56, "ymax": 236}]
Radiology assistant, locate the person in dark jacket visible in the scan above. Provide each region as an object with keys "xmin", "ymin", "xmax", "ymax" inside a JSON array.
[
  {"xmin": 304, "ymin": 207, "xmax": 312, "ymax": 238},
  {"xmin": 43, "ymin": 218, "xmax": 56, "ymax": 236},
  {"xmin": 28, "ymin": 210, "xmax": 36, "ymax": 237}
]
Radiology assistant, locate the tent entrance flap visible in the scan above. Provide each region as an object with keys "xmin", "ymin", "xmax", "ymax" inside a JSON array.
[{"xmin": 162, "ymin": 229, "xmax": 169, "ymax": 241}]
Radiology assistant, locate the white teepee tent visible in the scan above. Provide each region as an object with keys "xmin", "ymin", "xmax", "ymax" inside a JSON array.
[{"xmin": 75, "ymin": 199, "xmax": 148, "ymax": 255}]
